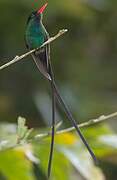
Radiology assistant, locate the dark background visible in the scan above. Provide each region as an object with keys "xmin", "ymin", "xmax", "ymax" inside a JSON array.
[{"xmin": 0, "ymin": 1, "xmax": 117, "ymax": 179}]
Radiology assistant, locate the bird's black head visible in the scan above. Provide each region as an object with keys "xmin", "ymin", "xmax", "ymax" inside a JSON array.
[
  {"xmin": 27, "ymin": 3, "xmax": 48, "ymax": 24},
  {"xmin": 27, "ymin": 11, "xmax": 41, "ymax": 24}
]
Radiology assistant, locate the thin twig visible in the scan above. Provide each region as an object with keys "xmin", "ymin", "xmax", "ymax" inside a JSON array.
[
  {"xmin": 35, "ymin": 111, "xmax": 117, "ymax": 140},
  {"xmin": 0, "ymin": 29, "xmax": 68, "ymax": 71},
  {"xmin": 0, "ymin": 111, "xmax": 117, "ymax": 152}
]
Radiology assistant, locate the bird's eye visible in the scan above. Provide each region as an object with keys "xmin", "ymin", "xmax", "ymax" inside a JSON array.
[{"xmin": 31, "ymin": 11, "xmax": 37, "ymax": 18}]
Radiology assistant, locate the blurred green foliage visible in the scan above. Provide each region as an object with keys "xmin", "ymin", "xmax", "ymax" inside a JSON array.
[
  {"xmin": 0, "ymin": 117, "xmax": 116, "ymax": 180},
  {"xmin": 0, "ymin": 0, "xmax": 117, "ymax": 179}
]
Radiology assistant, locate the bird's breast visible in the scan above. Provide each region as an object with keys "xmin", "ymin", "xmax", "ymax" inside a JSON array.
[
  {"xmin": 26, "ymin": 35, "xmax": 45, "ymax": 49},
  {"xmin": 26, "ymin": 22, "xmax": 45, "ymax": 49}
]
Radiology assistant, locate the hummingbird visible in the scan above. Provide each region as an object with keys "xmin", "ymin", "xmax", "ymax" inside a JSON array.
[{"xmin": 25, "ymin": 3, "xmax": 97, "ymax": 178}]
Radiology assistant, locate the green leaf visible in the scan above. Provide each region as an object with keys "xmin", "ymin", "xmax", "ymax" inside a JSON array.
[
  {"xmin": 0, "ymin": 146, "xmax": 35, "ymax": 180},
  {"xmin": 34, "ymin": 140, "xmax": 71, "ymax": 180},
  {"xmin": 81, "ymin": 123, "xmax": 117, "ymax": 157},
  {"xmin": 17, "ymin": 117, "xmax": 33, "ymax": 144},
  {"xmin": 54, "ymin": 132, "xmax": 105, "ymax": 180},
  {"xmin": 17, "ymin": 117, "xmax": 27, "ymax": 139}
]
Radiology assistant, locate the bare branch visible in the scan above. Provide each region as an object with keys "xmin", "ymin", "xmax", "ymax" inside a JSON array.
[
  {"xmin": 0, "ymin": 29, "xmax": 68, "ymax": 71},
  {"xmin": 35, "ymin": 111, "xmax": 117, "ymax": 140},
  {"xmin": 0, "ymin": 111, "xmax": 117, "ymax": 152}
]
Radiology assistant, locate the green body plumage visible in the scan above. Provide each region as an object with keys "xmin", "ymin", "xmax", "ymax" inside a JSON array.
[
  {"xmin": 25, "ymin": 13, "xmax": 48, "ymax": 49},
  {"xmin": 25, "ymin": 12, "xmax": 50, "ymax": 80}
]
